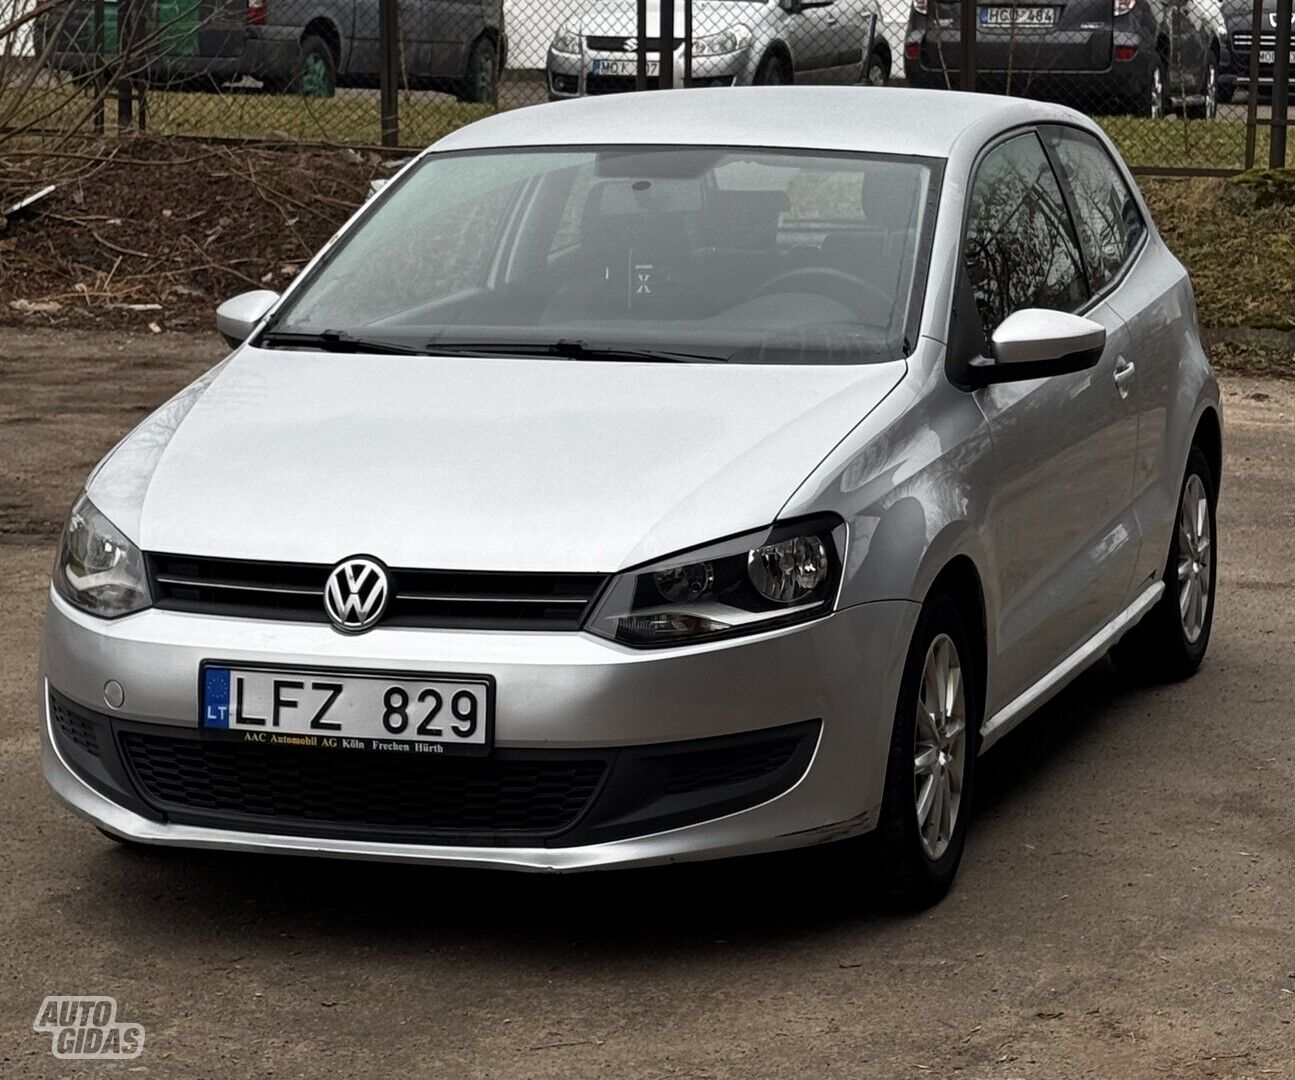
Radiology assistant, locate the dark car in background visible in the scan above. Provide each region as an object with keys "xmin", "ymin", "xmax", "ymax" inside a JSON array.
[
  {"xmin": 904, "ymin": 0, "xmax": 1228, "ymax": 117},
  {"xmin": 37, "ymin": 0, "xmax": 506, "ymax": 101},
  {"xmin": 1221, "ymin": 1, "xmax": 1295, "ymax": 102}
]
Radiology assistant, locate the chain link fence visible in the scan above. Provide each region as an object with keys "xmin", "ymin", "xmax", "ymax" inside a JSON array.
[{"xmin": 3, "ymin": 0, "xmax": 1292, "ymax": 172}]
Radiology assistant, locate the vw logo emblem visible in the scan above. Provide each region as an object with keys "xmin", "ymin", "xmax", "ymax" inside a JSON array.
[{"xmin": 324, "ymin": 556, "xmax": 390, "ymax": 633}]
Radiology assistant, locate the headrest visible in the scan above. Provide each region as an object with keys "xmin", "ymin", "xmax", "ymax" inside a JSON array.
[{"xmin": 698, "ymin": 190, "xmax": 791, "ymax": 251}]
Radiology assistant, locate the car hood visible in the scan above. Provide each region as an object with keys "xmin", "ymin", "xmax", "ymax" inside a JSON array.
[
  {"xmin": 570, "ymin": 0, "xmax": 749, "ymax": 36},
  {"xmin": 89, "ymin": 348, "xmax": 905, "ymax": 573}
]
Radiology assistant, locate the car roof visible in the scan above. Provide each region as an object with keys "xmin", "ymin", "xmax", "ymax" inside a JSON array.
[{"xmin": 431, "ymin": 86, "xmax": 1093, "ymax": 161}]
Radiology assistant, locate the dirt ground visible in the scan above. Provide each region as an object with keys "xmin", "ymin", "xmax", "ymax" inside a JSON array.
[{"xmin": 1, "ymin": 327, "xmax": 1293, "ymax": 1079}]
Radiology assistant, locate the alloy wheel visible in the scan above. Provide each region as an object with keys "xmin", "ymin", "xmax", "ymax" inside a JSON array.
[
  {"xmin": 1150, "ymin": 64, "xmax": 1164, "ymax": 118},
  {"xmin": 914, "ymin": 632, "xmax": 967, "ymax": 861},
  {"xmin": 474, "ymin": 49, "xmax": 496, "ymax": 102},
  {"xmin": 301, "ymin": 53, "xmax": 330, "ymax": 98},
  {"xmin": 1204, "ymin": 62, "xmax": 1218, "ymax": 119},
  {"xmin": 1178, "ymin": 473, "xmax": 1212, "ymax": 643}
]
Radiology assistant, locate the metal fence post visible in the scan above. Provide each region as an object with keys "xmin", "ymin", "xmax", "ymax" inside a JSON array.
[
  {"xmin": 960, "ymin": 0, "xmax": 976, "ymax": 91},
  {"xmin": 1273, "ymin": 0, "xmax": 1293, "ymax": 168},
  {"xmin": 636, "ymin": 0, "xmax": 648, "ymax": 91},
  {"xmin": 379, "ymin": 0, "xmax": 399, "ymax": 147},
  {"xmin": 1245, "ymin": 0, "xmax": 1264, "ymax": 169},
  {"xmin": 93, "ymin": 0, "xmax": 106, "ymax": 135},
  {"xmin": 116, "ymin": 0, "xmax": 132, "ymax": 131},
  {"xmin": 658, "ymin": 0, "xmax": 674, "ymax": 89},
  {"xmin": 683, "ymin": 0, "xmax": 693, "ymax": 88}
]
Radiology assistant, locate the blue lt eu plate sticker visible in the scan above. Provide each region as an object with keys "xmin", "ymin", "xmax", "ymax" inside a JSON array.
[{"xmin": 202, "ymin": 667, "xmax": 232, "ymax": 728}]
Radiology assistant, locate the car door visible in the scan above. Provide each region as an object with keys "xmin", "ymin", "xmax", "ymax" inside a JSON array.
[
  {"xmin": 1042, "ymin": 124, "xmax": 1178, "ymax": 596},
  {"xmin": 783, "ymin": 0, "xmax": 847, "ymax": 79},
  {"xmin": 963, "ymin": 130, "xmax": 1141, "ymax": 705},
  {"xmin": 808, "ymin": 0, "xmax": 870, "ymax": 81}
]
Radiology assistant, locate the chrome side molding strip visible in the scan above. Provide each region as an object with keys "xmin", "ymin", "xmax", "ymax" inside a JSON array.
[{"xmin": 979, "ymin": 580, "xmax": 1166, "ymax": 752}]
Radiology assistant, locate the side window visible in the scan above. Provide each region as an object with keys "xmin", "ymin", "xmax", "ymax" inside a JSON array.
[
  {"xmin": 1044, "ymin": 127, "xmax": 1147, "ymax": 293},
  {"xmin": 963, "ymin": 132, "xmax": 1088, "ymax": 341}
]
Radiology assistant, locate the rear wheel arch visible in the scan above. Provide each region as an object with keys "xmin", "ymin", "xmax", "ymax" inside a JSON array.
[{"xmin": 301, "ymin": 18, "xmax": 341, "ymax": 66}]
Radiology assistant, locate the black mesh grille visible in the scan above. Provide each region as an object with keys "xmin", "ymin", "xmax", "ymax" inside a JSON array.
[
  {"xmin": 658, "ymin": 732, "xmax": 805, "ymax": 796},
  {"xmin": 147, "ymin": 553, "xmax": 607, "ymax": 631},
  {"xmin": 120, "ymin": 732, "xmax": 608, "ymax": 839},
  {"xmin": 50, "ymin": 696, "xmax": 101, "ymax": 757}
]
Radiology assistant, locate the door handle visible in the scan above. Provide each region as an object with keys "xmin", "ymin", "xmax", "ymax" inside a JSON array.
[{"xmin": 1113, "ymin": 357, "xmax": 1136, "ymax": 398}]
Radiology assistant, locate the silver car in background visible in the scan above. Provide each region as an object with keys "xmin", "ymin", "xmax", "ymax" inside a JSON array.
[
  {"xmin": 547, "ymin": 0, "xmax": 884, "ymax": 97},
  {"xmin": 40, "ymin": 88, "xmax": 1220, "ymax": 907}
]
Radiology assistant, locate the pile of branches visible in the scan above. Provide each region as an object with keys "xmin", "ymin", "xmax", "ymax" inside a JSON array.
[{"xmin": 1, "ymin": 135, "xmax": 389, "ymax": 327}]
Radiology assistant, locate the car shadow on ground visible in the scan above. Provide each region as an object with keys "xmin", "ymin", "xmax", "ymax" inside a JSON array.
[{"xmin": 70, "ymin": 658, "xmax": 1158, "ymax": 955}]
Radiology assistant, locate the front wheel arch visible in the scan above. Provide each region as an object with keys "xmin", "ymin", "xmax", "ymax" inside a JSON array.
[{"xmin": 753, "ymin": 44, "xmax": 794, "ymax": 85}]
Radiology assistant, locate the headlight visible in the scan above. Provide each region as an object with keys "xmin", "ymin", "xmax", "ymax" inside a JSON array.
[
  {"xmin": 551, "ymin": 26, "xmax": 582, "ymax": 55},
  {"xmin": 586, "ymin": 515, "xmax": 843, "ymax": 648},
  {"xmin": 692, "ymin": 25, "xmax": 752, "ymax": 56},
  {"xmin": 53, "ymin": 493, "xmax": 151, "ymax": 618}
]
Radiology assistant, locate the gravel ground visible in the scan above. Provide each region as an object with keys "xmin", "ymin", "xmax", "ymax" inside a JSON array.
[{"xmin": 1, "ymin": 328, "xmax": 1293, "ymax": 1079}]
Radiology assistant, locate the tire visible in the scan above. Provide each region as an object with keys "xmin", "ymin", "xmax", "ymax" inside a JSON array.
[
  {"xmin": 865, "ymin": 46, "xmax": 889, "ymax": 87},
  {"xmin": 291, "ymin": 34, "xmax": 337, "ymax": 99},
  {"xmin": 1186, "ymin": 56, "xmax": 1218, "ymax": 119},
  {"xmin": 865, "ymin": 592, "xmax": 980, "ymax": 909},
  {"xmin": 754, "ymin": 51, "xmax": 792, "ymax": 86},
  {"xmin": 1130, "ymin": 58, "xmax": 1168, "ymax": 117},
  {"xmin": 1111, "ymin": 445, "xmax": 1217, "ymax": 682},
  {"xmin": 456, "ymin": 36, "xmax": 498, "ymax": 103}
]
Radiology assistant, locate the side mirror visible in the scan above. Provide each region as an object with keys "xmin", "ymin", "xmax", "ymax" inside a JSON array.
[
  {"xmin": 970, "ymin": 309, "xmax": 1106, "ymax": 386},
  {"xmin": 216, "ymin": 289, "xmax": 279, "ymax": 348}
]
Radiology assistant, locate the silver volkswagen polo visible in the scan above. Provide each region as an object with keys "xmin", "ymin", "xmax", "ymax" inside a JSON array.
[{"xmin": 40, "ymin": 88, "xmax": 1220, "ymax": 907}]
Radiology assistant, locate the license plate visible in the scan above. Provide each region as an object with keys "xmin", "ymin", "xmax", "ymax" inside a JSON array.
[
  {"xmin": 591, "ymin": 58, "xmax": 659, "ymax": 76},
  {"xmin": 980, "ymin": 6, "xmax": 1057, "ymax": 26},
  {"xmin": 1259, "ymin": 50, "xmax": 1295, "ymax": 65},
  {"xmin": 200, "ymin": 664, "xmax": 493, "ymax": 756}
]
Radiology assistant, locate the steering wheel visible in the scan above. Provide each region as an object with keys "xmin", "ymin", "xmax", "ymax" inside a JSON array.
[{"xmin": 749, "ymin": 267, "xmax": 892, "ymax": 320}]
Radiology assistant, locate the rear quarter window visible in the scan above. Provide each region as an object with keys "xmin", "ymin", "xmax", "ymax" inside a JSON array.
[{"xmin": 1044, "ymin": 127, "xmax": 1147, "ymax": 293}]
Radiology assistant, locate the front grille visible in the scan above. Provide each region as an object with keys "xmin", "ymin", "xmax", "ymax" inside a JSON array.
[
  {"xmin": 147, "ymin": 553, "xmax": 607, "ymax": 631},
  {"xmin": 121, "ymin": 732, "xmax": 608, "ymax": 840},
  {"xmin": 586, "ymin": 35, "xmax": 683, "ymax": 53},
  {"xmin": 1233, "ymin": 32, "xmax": 1289, "ymax": 48},
  {"xmin": 50, "ymin": 696, "xmax": 101, "ymax": 757}
]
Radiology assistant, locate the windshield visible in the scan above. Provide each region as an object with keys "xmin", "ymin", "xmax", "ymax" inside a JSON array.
[{"xmin": 265, "ymin": 146, "xmax": 939, "ymax": 365}]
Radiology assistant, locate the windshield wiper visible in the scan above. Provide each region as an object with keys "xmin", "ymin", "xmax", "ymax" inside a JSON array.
[
  {"xmin": 259, "ymin": 329, "xmax": 425, "ymax": 356},
  {"xmin": 423, "ymin": 339, "xmax": 728, "ymax": 364}
]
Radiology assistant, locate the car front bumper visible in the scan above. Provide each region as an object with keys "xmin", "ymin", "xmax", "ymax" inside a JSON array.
[
  {"xmin": 546, "ymin": 47, "xmax": 747, "ymax": 98},
  {"xmin": 40, "ymin": 589, "xmax": 915, "ymax": 871}
]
